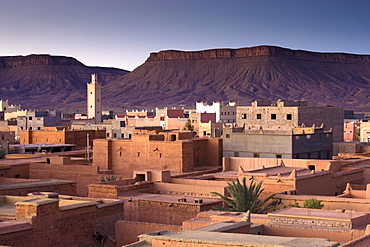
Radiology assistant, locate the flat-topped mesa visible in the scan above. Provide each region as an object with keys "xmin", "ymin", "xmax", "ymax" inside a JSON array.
[
  {"xmin": 147, "ymin": 45, "xmax": 370, "ymax": 63},
  {"xmin": 0, "ymin": 54, "xmax": 84, "ymax": 69}
]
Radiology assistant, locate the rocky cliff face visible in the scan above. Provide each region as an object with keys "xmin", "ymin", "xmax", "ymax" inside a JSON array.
[
  {"xmin": 0, "ymin": 54, "xmax": 129, "ymax": 110},
  {"xmin": 104, "ymin": 45, "xmax": 370, "ymax": 110},
  {"xmin": 147, "ymin": 46, "xmax": 370, "ymax": 63},
  {"xmin": 0, "ymin": 54, "xmax": 84, "ymax": 69}
]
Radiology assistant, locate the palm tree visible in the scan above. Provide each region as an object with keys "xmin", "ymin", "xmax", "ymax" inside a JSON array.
[{"xmin": 211, "ymin": 177, "xmax": 277, "ymax": 213}]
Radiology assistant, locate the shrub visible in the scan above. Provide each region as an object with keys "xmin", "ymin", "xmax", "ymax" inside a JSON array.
[
  {"xmin": 100, "ymin": 175, "xmax": 122, "ymax": 183},
  {"xmin": 303, "ymin": 198, "xmax": 324, "ymax": 209}
]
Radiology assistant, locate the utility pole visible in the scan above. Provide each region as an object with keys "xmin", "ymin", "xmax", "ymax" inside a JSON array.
[{"xmin": 86, "ymin": 133, "xmax": 90, "ymax": 161}]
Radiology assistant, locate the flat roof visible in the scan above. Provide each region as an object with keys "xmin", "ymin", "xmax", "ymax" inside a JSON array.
[
  {"xmin": 0, "ymin": 179, "xmax": 76, "ymax": 191},
  {"xmin": 269, "ymin": 207, "xmax": 368, "ymax": 220},
  {"xmin": 10, "ymin": 144, "xmax": 76, "ymax": 148},
  {"xmin": 140, "ymin": 230, "xmax": 340, "ymax": 247},
  {"xmin": 120, "ymin": 192, "xmax": 220, "ymax": 205}
]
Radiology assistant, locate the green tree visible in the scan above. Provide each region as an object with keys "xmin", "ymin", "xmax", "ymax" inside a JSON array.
[
  {"xmin": 303, "ymin": 198, "xmax": 324, "ymax": 209},
  {"xmin": 183, "ymin": 119, "xmax": 194, "ymax": 131},
  {"xmin": 211, "ymin": 178, "xmax": 278, "ymax": 213}
]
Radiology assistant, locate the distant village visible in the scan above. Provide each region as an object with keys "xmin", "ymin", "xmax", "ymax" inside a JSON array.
[{"xmin": 1, "ymin": 74, "xmax": 370, "ymax": 246}]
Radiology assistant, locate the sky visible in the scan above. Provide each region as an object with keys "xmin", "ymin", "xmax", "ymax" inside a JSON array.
[{"xmin": 0, "ymin": 0, "xmax": 369, "ymax": 71}]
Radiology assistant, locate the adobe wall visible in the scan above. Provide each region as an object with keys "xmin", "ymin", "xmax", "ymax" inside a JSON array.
[
  {"xmin": 121, "ymin": 198, "xmax": 221, "ymax": 226},
  {"xmin": 0, "ymin": 201, "xmax": 101, "ymax": 247},
  {"xmin": 65, "ymin": 130, "xmax": 106, "ymax": 148},
  {"xmin": 20, "ymin": 130, "xmax": 65, "ymax": 145},
  {"xmin": 88, "ymin": 181, "xmax": 153, "ymax": 199},
  {"xmin": 295, "ymin": 173, "xmax": 339, "ymax": 196},
  {"xmin": 264, "ymin": 224, "xmax": 359, "ymax": 243},
  {"xmin": 170, "ymin": 178, "xmax": 228, "ymax": 187},
  {"xmin": 95, "ymin": 201, "xmax": 125, "ymax": 240},
  {"xmin": 205, "ymin": 138, "xmax": 222, "ymax": 166},
  {"xmin": 223, "ymin": 130, "xmax": 293, "ymax": 158},
  {"xmin": 341, "ymin": 233, "xmax": 370, "ymax": 247},
  {"xmin": 20, "ymin": 129, "xmax": 105, "ymax": 148},
  {"xmin": 116, "ymin": 220, "xmax": 182, "ymax": 246},
  {"xmin": 93, "ymin": 138, "xmax": 193, "ymax": 175},
  {"xmin": 223, "ymin": 157, "xmax": 333, "ymax": 172},
  {"xmin": 152, "ymin": 182, "xmax": 226, "ymax": 198},
  {"xmin": 29, "ymin": 163, "xmax": 100, "ymax": 196},
  {"xmin": 0, "ymin": 181, "xmax": 76, "ymax": 196},
  {"xmin": 0, "ymin": 164, "xmax": 29, "ymax": 178},
  {"xmin": 275, "ymin": 194, "xmax": 370, "ymax": 213}
]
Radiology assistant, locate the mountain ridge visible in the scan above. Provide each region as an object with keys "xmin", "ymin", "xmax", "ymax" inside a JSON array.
[
  {"xmin": 147, "ymin": 46, "xmax": 370, "ymax": 63},
  {"xmin": 0, "ymin": 54, "xmax": 129, "ymax": 111},
  {"xmin": 104, "ymin": 45, "xmax": 370, "ymax": 110},
  {"xmin": 1, "ymin": 46, "xmax": 370, "ymax": 112}
]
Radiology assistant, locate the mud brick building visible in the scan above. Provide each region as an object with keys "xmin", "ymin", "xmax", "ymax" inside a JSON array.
[
  {"xmin": 93, "ymin": 131, "xmax": 222, "ymax": 175},
  {"xmin": 236, "ymin": 100, "xmax": 343, "ymax": 142}
]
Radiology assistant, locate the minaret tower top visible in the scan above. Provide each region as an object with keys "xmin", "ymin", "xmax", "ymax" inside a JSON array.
[{"xmin": 91, "ymin": 73, "xmax": 98, "ymax": 84}]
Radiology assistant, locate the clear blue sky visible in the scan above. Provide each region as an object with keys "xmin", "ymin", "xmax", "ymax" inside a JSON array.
[{"xmin": 1, "ymin": 0, "xmax": 369, "ymax": 71}]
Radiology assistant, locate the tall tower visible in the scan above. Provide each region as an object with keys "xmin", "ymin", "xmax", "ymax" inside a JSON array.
[{"xmin": 87, "ymin": 74, "xmax": 102, "ymax": 123}]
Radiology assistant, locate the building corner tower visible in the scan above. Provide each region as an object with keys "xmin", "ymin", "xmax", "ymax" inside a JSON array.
[{"xmin": 87, "ymin": 74, "xmax": 102, "ymax": 123}]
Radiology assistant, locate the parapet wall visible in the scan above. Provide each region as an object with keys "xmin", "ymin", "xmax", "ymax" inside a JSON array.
[
  {"xmin": 116, "ymin": 220, "xmax": 182, "ymax": 246},
  {"xmin": 223, "ymin": 157, "xmax": 334, "ymax": 172},
  {"xmin": 152, "ymin": 182, "xmax": 226, "ymax": 198}
]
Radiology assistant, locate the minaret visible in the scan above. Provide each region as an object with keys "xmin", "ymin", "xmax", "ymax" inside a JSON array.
[{"xmin": 87, "ymin": 74, "xmax": 102, "ymax": 123}]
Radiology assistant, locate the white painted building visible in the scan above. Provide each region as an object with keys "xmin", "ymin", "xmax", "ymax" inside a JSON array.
[{"xmin": 196, "ymin": 101, "xmax": 238, "ymax": 123}]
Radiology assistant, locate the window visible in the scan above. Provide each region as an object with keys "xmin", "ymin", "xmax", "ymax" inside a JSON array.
[
  {"xmin": 90, "ymin": 105, "xmax": 93, "ymax": 108},
  {"xmin": 257, "ymin": 114, "xmax": 262, "ymax": 119},
  {"xmin": 113, "ymin": 133, "xmax": 117, "ymax": 138},
  {"xmin": 306, "ymin": 135, "xmax": 311, "ymax": 139},
  {"xmin": 241, "ymin": 114, "xmax": 247, "ymax": 119},
  {"xmin": 271, "ymin": 114, "xmax": 276, "ymax": 119},
  {"xmin": 121, "ymin": 133, "xmax": 124, "ymax": 138},
  {"xmin": 29, "ymin": 127, "xmax": 32, "ymax": 130},
  {"xmin": 276, "ymin": 154, "xmax": 282, "ymax": 158},
  {"xmin": 226, "ymin": 134, "xmax": 230, "ymax": 138},
  {"xmin": 37, "ymin": 127, "xmax": 41, "ymax": 130},
  {"xmin": 90, "ymin": 92, "xmax": 93, "ymax": 94},
  {"xmin": 287, "ymin": 114, "xmax": 292, "ymax": 120},
  {"xmin": 160, "ymin": 117, "xmax": 165, "ymax": 121},
  {"xmin": 234, "ymin": 152, "xmax": 239, "ymax": 157},
  {"xmin": 29, "ymin": 117, "xmax": 32, "ymax": 120},
  {"xmin": 253, "ymin": 153, "xmax": 260, "ymax": 158}
]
